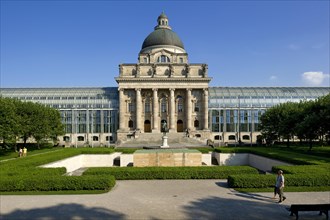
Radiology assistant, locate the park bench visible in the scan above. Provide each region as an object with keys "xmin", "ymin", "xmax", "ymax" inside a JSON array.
[{"xmin": 288, "ymin": 204, "xmax": 330, "ymax": 220}]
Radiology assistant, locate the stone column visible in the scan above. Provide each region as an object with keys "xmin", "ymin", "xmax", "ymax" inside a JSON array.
[
  {"xmin": 152, "ymin": 88, "xmax": 159, "ymax": 132},
  {"xmin": 186, "ymin": 89, "xmax": 192, "ymax": 130},
  {"xmin": 118, "ymin": 88, "xmax": 125, "ymax": 130},
  {"xmin": 136, "ymin": 88, "xmax": 142, "ymax": 131},
  {"xmin": 169, "ymin": 88, "xmax": 175, "ymax": 131},
  {"xmin": 203, "ymin": 88, "xmax": 209, "ymax": 130}
]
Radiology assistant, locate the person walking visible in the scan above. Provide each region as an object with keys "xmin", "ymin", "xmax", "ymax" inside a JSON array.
[
  {"xmin": 275, "ymin": 170, "xmax": 286, "ymax": 203},
  {"xmin": 18, "ymin": 148, "xmax": 23, "ymax": 157},
  {"xmin": 23, "ymin": 147, "xmax": 27, "ymax": 157}
]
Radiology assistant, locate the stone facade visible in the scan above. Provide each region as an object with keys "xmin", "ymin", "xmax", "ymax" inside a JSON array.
[{"xmin": 116, "ymin": 13, "xmax": 212, "ymax": 142}]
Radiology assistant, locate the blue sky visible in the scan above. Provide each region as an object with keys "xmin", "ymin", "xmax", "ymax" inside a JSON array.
[{"xmin": 1, "ymin": 0, "xmax": 329, "ymax": 88}]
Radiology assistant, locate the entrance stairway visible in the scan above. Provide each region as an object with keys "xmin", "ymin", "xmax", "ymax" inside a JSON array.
[{"xmin": 116, "ymin": 132, "xmax": 207, "ymax": 148}]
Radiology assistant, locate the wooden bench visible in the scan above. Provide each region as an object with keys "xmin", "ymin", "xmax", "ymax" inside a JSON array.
[{"xmin": 288, "ymin": 204, "xmax": 330, "ymax": 220}]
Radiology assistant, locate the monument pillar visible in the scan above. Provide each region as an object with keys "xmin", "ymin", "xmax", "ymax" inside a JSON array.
[{"xmin": 169, "ymin": 88, "xmax": 175, "ymax": 132}]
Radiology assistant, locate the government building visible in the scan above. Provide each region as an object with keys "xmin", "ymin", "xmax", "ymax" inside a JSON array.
[{"xmin": 1, "ymin": 13, "xmax": 329, "ymax": 147}]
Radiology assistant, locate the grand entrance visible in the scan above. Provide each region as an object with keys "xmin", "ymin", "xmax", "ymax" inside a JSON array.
[
  {"xmin": 177, "ymin": 120, "xmax": 183, "ymax": 132},
  {"xmin": 144, "ymin": 120, "xmax": 151, "ymax": 132}
]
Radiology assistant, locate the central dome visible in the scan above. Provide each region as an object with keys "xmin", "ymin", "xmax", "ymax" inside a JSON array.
[
  {"xmin": 142, "ymin": 29, "xmax": 184, "ymax": 49},
  {"xmin": 141, "ymin": 12, "xmax": 185, "ymax": 51}
]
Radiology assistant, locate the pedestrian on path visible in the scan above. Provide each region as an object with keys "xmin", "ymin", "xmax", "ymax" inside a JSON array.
[
  {"xmin": 275, "ymin": 170, "xmax": 286, "ymax": 203},
  {"xmin": 23, "ymin": 147, "xmax": 27, "ymax": 157}
]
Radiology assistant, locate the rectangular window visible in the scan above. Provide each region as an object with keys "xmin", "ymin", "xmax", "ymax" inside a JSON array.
[
  {"xmin": 128, "ymin": 102, "xmax": 135, "ymax": 112},
  {"xmin": 194, "ymin": 102, "xmax": 200, "ymax": 112}
]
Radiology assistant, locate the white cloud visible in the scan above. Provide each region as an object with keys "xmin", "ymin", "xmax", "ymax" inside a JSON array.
[
  {"xmin": 288, "ymin": 44, "xmax": 300, "ymax": 50},
  {"xmin": 302, "ymin": 72, "xmax": 330, "ymax": 86},
  {"xmin": 269, "ymin": 75, "xmax": 277, "ymax": 81}
]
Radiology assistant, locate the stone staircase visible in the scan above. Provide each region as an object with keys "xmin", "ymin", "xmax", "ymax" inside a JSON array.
[{"xmin": 116, "ymin": 132, "xmax": 207, "ymax": 148}]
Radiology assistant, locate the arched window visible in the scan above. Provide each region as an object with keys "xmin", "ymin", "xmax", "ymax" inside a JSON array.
[
  {"xmin": 157, "ymin": 55, "xmax": 170, "ymax": 63},
  {"xmin": 243, "ymin": 135, "xmax": 250, "ymax": 140},
  {"xmin": 145, "ymin": 98, "xmax": 151, "ymax": 113},
  {"xmin": 63, "ymin": 136, "xmax": 70, "ymax": 142},
  {"xmin": 161, "ymin": 98, "xmax": 167, "ymax": 113},
  {"xmin": 128, "ymin": 120, "xmax": 134, "ymax": 129},
  {"xmin": 78, "ymin": 136, "xmax": 84, "ymax": 141},
  {"xmin": 228, "ymin": 135, "xmax": 236, "ymax": 140},
  {"xmin": 177, "ymin": 96, "xmax": 183, "ymax": 112},
  {"xmin": 194, "ymin": 120, "xmax": 199, "ymax": 128},
  {"xmin": 214, "ymin": 135, "xmax": 221, "ymax": 140}
]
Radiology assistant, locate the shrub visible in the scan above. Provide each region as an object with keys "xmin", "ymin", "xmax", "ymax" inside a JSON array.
[
  {"xmin": 84, "ymin": 166, "xmax": 259, "ymax": 180},
  {"xmin": 227, "ymin": 173, "xmax": 330, "ymax": 188},
  {"xmin": 0, "ymin": 175, "xmax": 115, "ymax": 192},
  {"xmin": 272, "ymin": 164, "xmax": 330, "ymax": 175}
]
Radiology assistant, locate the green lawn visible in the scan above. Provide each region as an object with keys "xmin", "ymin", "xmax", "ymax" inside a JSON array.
[{"xmin": 0, "ymin": 145, "xmax": 329, "ymax": 194}]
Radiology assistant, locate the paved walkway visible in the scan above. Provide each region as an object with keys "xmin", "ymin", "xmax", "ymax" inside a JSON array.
[{"xmin": 1, "ymin": 180, "xmax": 329, "ymax": 220}]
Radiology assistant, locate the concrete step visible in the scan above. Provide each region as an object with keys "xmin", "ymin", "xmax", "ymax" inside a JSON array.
[{"xmin": 117, "ymin": 132, "xmax": 207, "ymax": 148}]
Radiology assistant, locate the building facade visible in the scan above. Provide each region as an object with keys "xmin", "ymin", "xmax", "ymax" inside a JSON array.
[{"xmin": 1, "ymin": 13, "xmax": 329, "ymax": 147}]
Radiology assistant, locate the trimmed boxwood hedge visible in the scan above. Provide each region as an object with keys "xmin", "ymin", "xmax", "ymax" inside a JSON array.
[
  {"xmin": 0, "ymin": 175, "xmax": 115, "ymax": 192},
  {"xmin": 83, "ymin": 166, "xmax": 259, "ymax": 180},
  {"xmin": 228, "ymin": 173, "xmax": 330, "ymax": 188},
  {"xmin": 272, "ymin": 164, "xmax": 330, "ymax": 175}
]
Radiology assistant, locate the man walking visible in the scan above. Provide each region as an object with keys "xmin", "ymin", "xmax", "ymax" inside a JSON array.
[{"xmin": 276, "ymin": 170, "xmax": 286, "ymax": 203}]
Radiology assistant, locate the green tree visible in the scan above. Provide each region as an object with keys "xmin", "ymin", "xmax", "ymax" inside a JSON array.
[
  {"xmin": 277, "ymin": 102, "xmax": 302, "ymax": 147},
  {"xmin": 260, "ymin": 105, "xmax": 281, "ymax": 145},
  {"xmin": 0, "ymin": 98, "xmax": 19, "ymax": 149},
  {"xmin": 317, "ymin": 94, "xmax": 330, "ymax": 144},
  {"xmin": 295, "ymin": 100, "xmax": 320, "ymax": 150}
]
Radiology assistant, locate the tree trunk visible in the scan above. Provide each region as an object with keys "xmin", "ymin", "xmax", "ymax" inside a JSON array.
[
  {"xmin": 308, "ymin": 139, "xmax": 313, "ymax": 151},
  {"xmin": 23, "ymin": 137, "xmax": 27, "ymax": 148},
  {"xmin": 286, "ymin": 138, "xmax": 290, "ymax": 147}
]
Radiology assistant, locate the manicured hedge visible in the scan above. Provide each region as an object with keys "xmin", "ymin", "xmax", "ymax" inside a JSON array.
[
  {"xmin": 272, "ymin": 164, "xmax": 330, "ymax": 175},
  {"xmin": 84, "ymin": 166, "xmax": 259, "ymax": 180},
  {"xmin": 0, "ymin": 175, "xmax": 115, "ymax": 192},
  {"xmin": 0, "ymin": 167, "xmax": 66, "ymax": 177},
  {"xmin": 227, "ymin": 173, "xmax": 330, "ymax": 188}
]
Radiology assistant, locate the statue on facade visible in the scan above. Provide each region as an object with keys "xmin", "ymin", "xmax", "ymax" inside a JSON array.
[
  {"xmin": 161, "ymin": 121, "xmax": 168, "ymax": 136},
  {"xmin": 136, "ymin": 64, "xmax": 140, "ymax": 77},
  {"xmin": 152, "ymin": 64, "xmax": 157, "ymax": 76},
  {"xmin": 119, "ymin": 64, "xmax": 123, "ymax": 76},
  {"xmin": 185, "ymin": 64, "xmax": 190, "ymax": 77},
  {"xmin": 169, "ymin": 64, "xmax": 174, "ymax": 77},
  {"xmin": 202, "ymin": 64, "xmax": 208, "ymax": 77}
]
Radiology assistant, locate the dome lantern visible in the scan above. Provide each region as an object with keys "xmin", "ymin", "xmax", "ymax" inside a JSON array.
[
  {"xmin": 141, "ymin": 12, "xmax": 185, "ymax": 52},
  {"xmin": 155, "ymin": 12, "xmax": 171, "ymax": 30}
]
